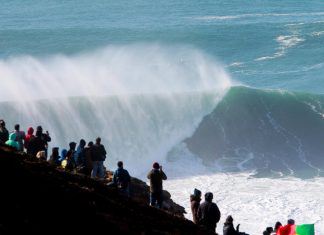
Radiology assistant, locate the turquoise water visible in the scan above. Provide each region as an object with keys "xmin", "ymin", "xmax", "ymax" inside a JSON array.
[
  {"xmin": 1, "ymin": 1, "xmax": 324, "ymax": 177},
  {"xmin": 2, "ymin": 3, "xmax": 324, "ymax": 232},
  {"xmin": 1, "ymin": 0, "xmax": 324, "ymax": 92}
]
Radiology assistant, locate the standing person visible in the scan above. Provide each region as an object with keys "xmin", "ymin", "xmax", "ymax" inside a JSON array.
[
  {"xmin": 112, "ymin": 161, "xmax": 131, "ymax": 197},
  {"xmin": 91, "ymin": 137, "xmax": 107, "ymax": 179},
  {"xmin": 36, "ymin": 126, "xmax": 51, "ymax": 158},
  {"xmin": 48, "ymin": 147, "xmax": 60, "ymax": 166},
  {"xmin": 27, "ymin": 128, "xmax": 47, "ymax": 157},
  {"xmin": 190, "ymin": 188, "xmax": 202, "ymax": 224},
  {"xmin": 84, "ymin": 141, "xmax": 93, "ymax": 176},
  {"xmin": 223, "ymin": 215, "xmax": 240, "ymax": 235},
  {"xmin": 197, "ymin": 192, "xmax": 221, "ymax": 233},
  {"xmin": 13, "ymin": 124, "xmax": 25, "ymax": 151},
  {"xmin": 24, "ymin": 127, "xmax": 34, "ymax": 150},
  {"xmin": 66, "ymin": 142, "xmax": 77, "ymax": 171},
  {"xmin": 76, "ymin": 139, "xmax": 86, "ymax": 167},
  {"xmin": 147, "ymin": 162, "xmax": 167, "ymax": 209},
  {"xmin": 0, "ymin": 119, "xmax": 9, "ymax": 144}
]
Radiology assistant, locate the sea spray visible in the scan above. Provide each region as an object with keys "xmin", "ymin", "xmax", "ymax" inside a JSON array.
[{"xmin": 0, "ymin": 44, "xmax": 232, "ymax": 177}]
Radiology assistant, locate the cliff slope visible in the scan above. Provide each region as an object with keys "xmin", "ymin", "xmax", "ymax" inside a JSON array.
[{"xmin": 0, "ymin": 145, "xmax": 213, "ymax": 235}]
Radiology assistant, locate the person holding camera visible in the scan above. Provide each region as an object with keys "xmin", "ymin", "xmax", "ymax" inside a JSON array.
[
  {"xmin": 147, "ymin": 162, "xmax": 167, "ymax": 209},
  {"xmin": 223, "ymin": 215, "xmax": 240, "ymax": 235}
]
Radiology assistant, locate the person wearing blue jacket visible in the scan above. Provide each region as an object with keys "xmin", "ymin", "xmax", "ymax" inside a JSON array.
[{"xmin": 112, "ymin": 161, "xmax": 131, "ymax": 197}]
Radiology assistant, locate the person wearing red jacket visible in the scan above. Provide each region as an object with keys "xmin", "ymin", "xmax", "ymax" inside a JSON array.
[
  {"xmin": 24, "ymin": 127, "xmax": 34, "ymax": 150},
  {"xmin": 277, "ymin": 219, "xmax": 295, "ymax": 235}
]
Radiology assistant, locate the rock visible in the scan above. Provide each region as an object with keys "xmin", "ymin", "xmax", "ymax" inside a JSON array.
[{"xmin": 0, "ymin": 145, "xmax": 214, "ymax": 235}]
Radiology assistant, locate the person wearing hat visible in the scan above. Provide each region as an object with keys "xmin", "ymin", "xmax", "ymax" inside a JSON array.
[
  {"xmin": 197, "ymin": 192, "xmax": 221, "ymax": 233},
  {"xmin": 223, "ymin": 215, "xmax": 240, "ymax": 235},
  {"xmin": 147, "ymin": 162, "xmax": 167, "ymax": 209},
  {"xmin": 190, "ymin": 188, "xmax": 202, "ymax": 224},
  {"xmin": 0, "ymin": 119, "xmax": 9, "ymax": 144}
]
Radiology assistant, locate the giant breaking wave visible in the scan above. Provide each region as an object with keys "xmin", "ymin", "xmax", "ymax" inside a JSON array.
[
  {"xmin": 1, "ymin": 45, "xmax": 324, "ymax": 179},
  {"xmin": 185, "ymin": 86, "xmax": 324, "ymax": 178}
]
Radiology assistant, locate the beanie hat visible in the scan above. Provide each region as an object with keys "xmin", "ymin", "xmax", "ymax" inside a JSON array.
[{"xmin": 153, "ymin": 162, "xmax": 160, "ymax": 169}]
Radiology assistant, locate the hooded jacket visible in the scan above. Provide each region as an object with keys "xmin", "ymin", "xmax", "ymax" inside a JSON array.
[
  {"xmin": 24, "ymin": 127, "xmax": 34, "ymax": 148},
  {"xmin": 5, "ymin": 133, "xmax": 19, "ymax": 150},
  {"xmin": 278, "ymin": 224, "xmax": 295, "ymax": 235}
]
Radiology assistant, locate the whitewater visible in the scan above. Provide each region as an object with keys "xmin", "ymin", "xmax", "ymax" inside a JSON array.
[
  {"xmin": 1, "ymin": 46, "xmax": 323, "ymax": 234},
  {"xmin": 1, "ymin": 0, "xmax": 324, "ymax": 234}
]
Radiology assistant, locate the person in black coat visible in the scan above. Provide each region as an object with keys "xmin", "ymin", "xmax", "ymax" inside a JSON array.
[
  {"xmin": 0, "ymin": 120, "xmax": 9, "ymax": 144},
  {"xmin": 197, "ymin": 192, "xmax": 221, "ymax": 233},
  {"xmin": 27, "ymin": 129, "xmax": 46, "ymax": 157},
  {"xmin": 91, "ymin": 137, "xmax": 107, "ymax": 179},
  {"xmin": 223, "ymin": 215, "xmax": 240, "ymax": 235}
]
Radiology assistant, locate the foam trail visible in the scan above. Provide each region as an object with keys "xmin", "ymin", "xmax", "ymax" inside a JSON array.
[{"xmin": 0, "ymin": 44, "xmax": 232, "ymax": 176}]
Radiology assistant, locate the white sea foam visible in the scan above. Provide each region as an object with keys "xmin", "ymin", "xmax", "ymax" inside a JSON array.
[
  {"xmin": 311, "ymin": 31, "xmax": 324, "ymax": 36},
  {"xmin": 195, "ymin": 12, "xmax": 324, "ymax": 21},
  {"xmin": 228, "ymin": 62, "xmax": 244, "ymax": 67},
  {"xmin": 163, "ymin": 146, "xmax": 324, "ymax": 235},
  {"xmin": 255, "ymin": 35, "xmax": 304, "ymax": 61},
  {"xmin": 276, "ymin": 35, "xmax": 305, "ymax": 48}
]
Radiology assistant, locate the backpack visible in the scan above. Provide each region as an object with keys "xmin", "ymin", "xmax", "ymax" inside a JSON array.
[{"xmin": 115, "ymin": 169, "xmax": 129, "ymax": 189}]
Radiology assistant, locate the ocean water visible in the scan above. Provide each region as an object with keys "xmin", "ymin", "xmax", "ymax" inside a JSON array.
[{"xmin": 1, "ymin": 1, "xmax": 324, "ymax": 234}]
